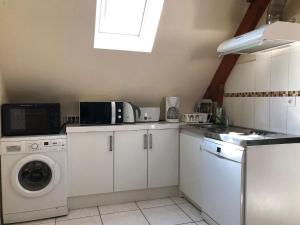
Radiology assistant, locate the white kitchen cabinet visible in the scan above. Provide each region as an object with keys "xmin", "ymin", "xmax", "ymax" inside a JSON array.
[
  {"xmin": 287, "ymin": 97, "xmax": 300, "ymax": 135},
  {"xmin": 67, "ymin": 124, "xmax": 180, "ymax": 197},
  {"xmin": 269, "ymin": 97, "xmax": 296, "ymax": 133},
  {"xmin": 289, "ymin": 50, "xmax": 300, "ymax": 91},
  {"xmin": 254, "ymin": 97, "xmax": 270, "ymax": 131},
  {"xmin": 68, "ymin": 132, "xmax": 114, "ymax": 197},
  {"xmin": 180, "ymin": 130, "xmax": 205, "ymax": 207},
  {"xmin": 148, "ymin": 129, "xmax": 179, "ymax": 188},
  {"xmin": 239, "ymin": 61, "xmax": 256, "ymax": 93},
  {"xmin": 114, "ymin": 130, "xmax": 148, "ymax": 192},
  {"xmin": 255, "ymin": 57, "xmax": 271, "ymax": 92},
  {"xmin": 270, "ymin": 53, "xmax": 289, "ymax": 91},
  {"xmin": 231, "ymin": 97, "xmax": 255, "ymax": 128}
]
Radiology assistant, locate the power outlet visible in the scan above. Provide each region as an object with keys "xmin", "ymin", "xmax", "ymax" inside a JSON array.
[{"xmin": 63, "ymin": 115, "xmax": 79, "ymax": 124}]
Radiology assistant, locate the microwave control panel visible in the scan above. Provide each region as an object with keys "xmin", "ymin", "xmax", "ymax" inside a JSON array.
[{"xmin": 115, "ymin": 102, "xmax": 124, "ymax": 123}]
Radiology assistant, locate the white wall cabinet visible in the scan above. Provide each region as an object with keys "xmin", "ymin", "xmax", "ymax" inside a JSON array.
[
  {"xmin": 180, "ymin": 131, "xmax": 205, "ymax": 207},
  {"xmin": 254, "ymin": 97, "xmax": 270, "ymax": 131},
  {"xmin": 68, "ymin": 132, "xmax": 114, "ymax": 197},
  {"xmin": 270, "ymin": 53, "xmax": 289, "ymax": 91},
  {"xmin": 269, "ymin": 97, "xmax": 295, "ymax": 133},
  {"xmin": 114, "ymin": 130, "xmax": 148, "ymax": 192},
  {"xmin": 148, "ymin": 129, "xmax": 179, "ymax": 188}
]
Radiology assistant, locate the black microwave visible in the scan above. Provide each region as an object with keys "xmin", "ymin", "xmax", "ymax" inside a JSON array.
[
  {"xmin": 80, "ymin": 102, "xmax": 125, "ymax": 125},
  {"xmin": 1, "ymin": 103, "xmax": 61, "ymax": 136}
]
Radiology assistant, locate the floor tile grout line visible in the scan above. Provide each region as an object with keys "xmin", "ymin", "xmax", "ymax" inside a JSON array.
[
  {"xmin": 55, "ymin": 215, "xmax": 103, "ymax": 225},
  {"xmin": 169, "ymin": 196, "xmax": 191, "ymax": 206},
  {"xmin": 139, "ymin": 202, "xmax": 176, "ymax": 210},
  {"xmin": 61, "ymin": 198, "xmax": 202, "ymax": 223},
  {"xmin": 137, "ymin": 197, "xmax": 176, "ymax": 210},
  {"xmin": 175, "ymin": 222, "xmax": 197, "ymax": 225},
  {"xmin": 172, "ymin": 197, "xmax": 204, "ymax": 222},
  {"xmin": 19, "ymin": 198, "xmax": 206, "ymax": 225},
  {"xmin": 176, "ymin": 202, "xmax": 203, "ymax": 223},
  {"xmin": 99, "ymin": 198, "xmax": 175, "ymax": 211},
  {"xmin": 135, "ymin": 201, "xmax": 151, "ymax": 225},
  {"xmin": 97, "ymin": 206, "xmax": 104, "ymax": 225},
  {"xmin": 99, "ymin": 208, "xmax": 142, "ymax": 216},
  {"xmin": 56, "ymin": 214, "xmax": 101, "ymax": 222}
]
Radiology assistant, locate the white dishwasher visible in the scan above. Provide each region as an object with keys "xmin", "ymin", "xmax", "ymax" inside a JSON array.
[{"xmin": 201, "ymin": 138, "xmax": 244, "ymax": 225}]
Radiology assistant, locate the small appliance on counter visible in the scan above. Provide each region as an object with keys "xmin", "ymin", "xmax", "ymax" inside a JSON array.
[
  {"xmin": 196, "ymin": 99, "xmax": 213, "ymax": 114},
  {"xmin": 181, "ymin": 113, "xmax": 209, "ymax": 123},
  {"xmin": 195, "ymin": 99, "xmax": 213, "ymax": 123},
  {"xmin": 136, "ymin": 107, "xmax": 160, "ymax": 122},
  {"xmin": 214, "ymin": 106, "xmax": 228, "ymax": 126},
  {"xmin": 1, "ymin": 103, "xmax": 61, "ymax": 136},
  {"xmin": 80, "ymin": 101, "xmax": 140, "ymax": 125},
  {"xmin": 164, "ymin": 97, "xmax": 180, "ymax": 123}
]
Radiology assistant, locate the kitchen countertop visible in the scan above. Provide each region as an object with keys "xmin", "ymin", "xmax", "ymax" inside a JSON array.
[
  {"xmin": 181, "ymin": 124, "xmax": 300, "ymax": 147},
  {"xmin": 66, "ymin": 122, "xmax": 180, "ymax": 133}
]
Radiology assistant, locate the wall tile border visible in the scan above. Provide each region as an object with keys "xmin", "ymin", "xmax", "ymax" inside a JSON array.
[{"xmin": 224, "ymin": 91, "xmax": 300, "ymax": 97}]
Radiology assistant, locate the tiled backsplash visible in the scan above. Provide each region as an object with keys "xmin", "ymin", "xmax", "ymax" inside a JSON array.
[
  {"xmin": 224, "ymin": 91, "xmax": 300, "ymax": 97},
  {"xmin": 223, "ymin": 46, "xmax": 300, "ymax": 135}
]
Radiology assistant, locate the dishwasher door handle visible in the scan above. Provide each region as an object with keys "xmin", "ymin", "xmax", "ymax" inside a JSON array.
[{"xmin": 204, "ymin": 149, "xmax": 241, "ymax": 164}]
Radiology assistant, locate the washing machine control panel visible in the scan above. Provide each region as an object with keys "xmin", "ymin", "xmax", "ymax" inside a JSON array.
[{"xmin": 27, "ymin": 139, "xmax": 67, "ymax": 152}]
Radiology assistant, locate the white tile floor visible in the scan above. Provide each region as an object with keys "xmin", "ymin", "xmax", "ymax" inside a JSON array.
[{"xmin": 14, "ymin": 197, "xmax": 208, "ymax": 225}]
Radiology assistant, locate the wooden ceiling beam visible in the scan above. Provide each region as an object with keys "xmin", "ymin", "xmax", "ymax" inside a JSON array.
[{"xmin": 203, "ymin": 0, "xmax": 271, "ymax": 103}]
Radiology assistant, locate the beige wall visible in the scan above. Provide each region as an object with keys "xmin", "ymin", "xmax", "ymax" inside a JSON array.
[
  {"xmin": 0, "ymin": 71, "xmax": 7, "ymax": 137},
  {"xmin": 0, "ymin": 72, "xmax": 6, "ymax": 104},
  {"xmin": 0, "ymin": 0, "xmax": 248, "ymax": 116}
]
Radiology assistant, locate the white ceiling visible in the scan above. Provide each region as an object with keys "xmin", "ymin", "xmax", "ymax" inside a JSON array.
[{"xmin": 0, "ymin": 0, "xmax": 249, "ymax": 114}]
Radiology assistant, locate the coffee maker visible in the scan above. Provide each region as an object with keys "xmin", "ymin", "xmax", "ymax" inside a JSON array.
[{"xmin": 165, "ymin": 97, "xmax": 180, "ymax": 122}]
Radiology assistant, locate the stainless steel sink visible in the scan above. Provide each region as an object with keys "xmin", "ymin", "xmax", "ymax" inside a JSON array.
[{"xmin": 193, "ymin": 124, "xmax": 226, "ymax": 129}]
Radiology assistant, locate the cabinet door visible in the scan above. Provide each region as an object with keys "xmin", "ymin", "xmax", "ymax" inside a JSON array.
[
  {"xmin": 68, "ymin": 132, "xmax": 113, "ymax": 197},
  {"xmin": 148, "ymin": 129, "xmax": 179, "ymax": 188},
  {"xmin": 180, "ymin": 132, "xmax": 205, "ymax": 206},
  {"xmin": 114, "ymin": 130, "xmax": 148, "ymax": 192}
]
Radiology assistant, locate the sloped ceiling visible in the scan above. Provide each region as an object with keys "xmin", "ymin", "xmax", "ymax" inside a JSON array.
[{"xmin": 0, "ymin": 0, "xmax": 249, "ymax": 115}]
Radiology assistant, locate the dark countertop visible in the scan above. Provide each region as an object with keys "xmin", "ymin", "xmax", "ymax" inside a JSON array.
[{"xmin": 180, "ymin": 124, "xmax": 300, "ymax": 147}]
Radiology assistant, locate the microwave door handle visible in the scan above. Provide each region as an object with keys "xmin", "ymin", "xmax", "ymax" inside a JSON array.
[{"xmin": 111, "ymin": 102, "xmax": 116, "ymax": 124}]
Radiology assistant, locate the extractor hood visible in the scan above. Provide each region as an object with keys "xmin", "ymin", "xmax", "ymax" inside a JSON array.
[{"xmin": 217, "ymin": 21, "xmax": 300, "ymax": 56}]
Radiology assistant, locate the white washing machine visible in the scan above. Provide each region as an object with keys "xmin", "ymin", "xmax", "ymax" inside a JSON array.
[{"xmin": 1, "ymin": 135, "xmax": 68, "ymax": 224}]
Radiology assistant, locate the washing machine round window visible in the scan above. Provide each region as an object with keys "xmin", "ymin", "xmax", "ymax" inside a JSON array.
[
  {"xmin": 18, "ymin": 161, "xmax": 52, "ymax": 191},
  {"xmin": 11, "ymin": 155, "xmax": 61, "ymax": 198}
]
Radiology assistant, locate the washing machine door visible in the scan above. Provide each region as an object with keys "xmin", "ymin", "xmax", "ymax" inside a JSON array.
[{"xmin": 11, "ymin": 154, "xmax": 61, "ymax": 198}]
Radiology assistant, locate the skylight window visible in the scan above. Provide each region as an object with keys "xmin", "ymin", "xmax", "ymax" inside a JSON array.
[{"xmin": 94, "ymin": 0, "xmax": 165, "ymax": 52}]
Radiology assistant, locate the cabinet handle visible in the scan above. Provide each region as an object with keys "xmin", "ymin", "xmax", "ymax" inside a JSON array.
[
  {"xmin": 109, "ymin": 135, "xmax": 113, "ymax": 151},
  {"xmin": 143, "ymin": 134, "xmax": 148, "ymax": 149},
  {"xmin": 149, "ymin": 134, "xmax": 153, "ymax": 149}
]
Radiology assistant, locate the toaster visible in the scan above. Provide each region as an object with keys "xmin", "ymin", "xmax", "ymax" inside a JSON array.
[{"xmin": 136, "ymin": 107, "xmax": 160, "ymax": 122}]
